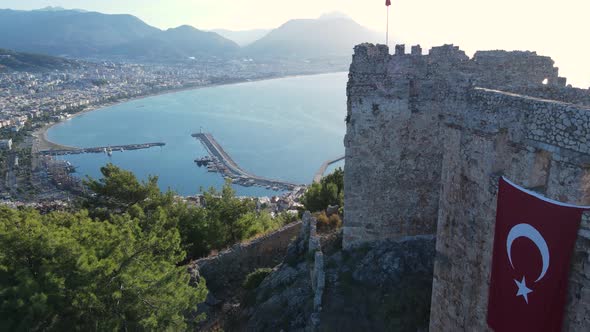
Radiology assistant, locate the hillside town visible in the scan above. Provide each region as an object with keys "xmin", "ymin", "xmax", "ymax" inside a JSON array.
[{"xmin": 0, "ymin": 57, "xmax": 344, "ymax": 128}]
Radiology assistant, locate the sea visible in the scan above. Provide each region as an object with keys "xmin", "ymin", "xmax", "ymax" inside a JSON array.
[{"xmin": 47, "ymin": 72, "xmax": 347, "ymax": 197}]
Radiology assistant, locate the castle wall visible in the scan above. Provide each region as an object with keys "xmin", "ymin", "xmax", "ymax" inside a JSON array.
[
  {"xmin": 343, "ymin": 43, "xmax": 565, "ymax": 249},
  {"xmin": 431, "ymin": 89, "xmax": 590, "ymax": 331},
  {"xmin": 343, "ymin": 45, "xmax": 445, "ymax": 247},
  {"xmin": 345, "ymin": 43, "xmax": 590, "ymax": 329},
  {"xmin": 193, "ymin": 221, "xmax": 301, "ymax": 297}
]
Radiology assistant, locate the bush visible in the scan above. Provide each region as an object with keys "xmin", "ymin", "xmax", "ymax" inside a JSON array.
[
  {"xmin": 316, "ymin": 211, "xmax": 329, "ymax": 229},
  {"xmin": 315, "ymin": 211, "xmax": 342, "ymax": 232},
  {"xmin": 243, "ymin": 268, "xmax": 273, "ymax": 290},
  {"xmin": 329, "ymin": 213, "xmax": 342, "ymax": 229}
]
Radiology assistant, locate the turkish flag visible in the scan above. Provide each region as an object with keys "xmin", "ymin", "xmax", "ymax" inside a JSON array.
[
  {"xmin": 487, "ymin": 177, "xmax": 587, "ymax": 331},
  {"xmin": 386, "ymin": 0, "xmax": 392, "ymax": 6}
]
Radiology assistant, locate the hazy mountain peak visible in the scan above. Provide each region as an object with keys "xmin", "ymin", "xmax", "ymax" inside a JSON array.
[
  {"xmin": 36, "ymin": 6, "xmax": 66, "ymax": 11},
  {"xmin": 168, "ymin": 24, "xmax": 198, "ymax": 32},
  {"xmin": 244, "ymin": 15, "xmax": 380, "ymax": 59},
  {"xmin": 35, "ymin": 6, "xmax": 87, "ymax": 13},
  {"xmin": 319, "ymin": 11, "xmax": 352, "ymax": 20}
]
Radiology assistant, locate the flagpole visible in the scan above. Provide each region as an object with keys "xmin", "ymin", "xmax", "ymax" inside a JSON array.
[{"xmin": 386, "ymin": 5, "xmax": 389, "ymax": 46}]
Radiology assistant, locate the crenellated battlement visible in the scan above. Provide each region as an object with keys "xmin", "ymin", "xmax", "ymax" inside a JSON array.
[{"xmin": 351, "ymin": 43, "xmax": 579, "ymax": 92}]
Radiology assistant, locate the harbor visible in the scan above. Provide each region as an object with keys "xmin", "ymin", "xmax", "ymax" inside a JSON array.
[
  {"xmin": 192, "ymin": 133, "xmax": 303, "ymax": 191},
  {"xmin": 38, "ymin": 142, "xmax": 166, "ymax": 156},
  {"xmin": 34, "ymin": 73, "xmax": 346, "ymax": 197}
]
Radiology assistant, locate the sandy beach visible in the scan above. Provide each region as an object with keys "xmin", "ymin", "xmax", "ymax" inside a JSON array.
[
  {"xmin": 32, "ymin": 102, "xmax": 121, "ymax": 152},
  {"xmin": 32, "ymin": 123, "xmax": 75, "ymax": 151}
]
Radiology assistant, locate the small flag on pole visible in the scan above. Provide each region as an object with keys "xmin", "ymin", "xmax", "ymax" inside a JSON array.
[{"xmin": 385, "ymin": 1, "xmax": 391, "ymax": 46}]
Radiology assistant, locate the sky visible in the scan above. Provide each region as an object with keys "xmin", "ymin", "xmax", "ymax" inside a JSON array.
[{"xmin": 1, "ymin": 0, "xmax": 589, "ymax": 87}]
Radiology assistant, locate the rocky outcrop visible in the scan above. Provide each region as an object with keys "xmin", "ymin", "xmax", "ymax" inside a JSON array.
[
  {"xmin": 241, "ymin": 213, "xmax": 436, "ymax": 331},
  {"xmin": 243, "ymin": 261, "xmax": 313, "ymax": 331},
  {"xmin": 319, "ymin": 235, "xmax": 435, "ymax": 332}
]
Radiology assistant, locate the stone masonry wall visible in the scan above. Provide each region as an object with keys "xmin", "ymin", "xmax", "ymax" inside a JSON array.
[
  {"xmin": 344, "ymin": 43, "xmax": 590, "ymax": 330},
  {"xmin": 343, "ymin": 45, "xmax": 446, "ymax": 247},
  {"xmin": 193, "ymin": 221, "xmax": 301, "ymax": 296},
  {"xmin": 430, "ymin": 89, "xmax": 590, "ymax": 331}
]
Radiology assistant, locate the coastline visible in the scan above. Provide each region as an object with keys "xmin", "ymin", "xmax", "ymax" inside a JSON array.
[{"xmin": 34, "ymin": 71, "xmax": 345, "ymax": 152}]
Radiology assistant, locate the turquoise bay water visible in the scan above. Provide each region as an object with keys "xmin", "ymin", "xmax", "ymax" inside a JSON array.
[{"xmin": 47, "ymin": 73, "xmax": 347, "ymax": 197}]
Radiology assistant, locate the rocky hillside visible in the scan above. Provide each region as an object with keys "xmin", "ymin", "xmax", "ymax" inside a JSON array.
[
  {"xmin": 0, "ymin": 48, "xmax": 81, "ymax": 71},
  {"xmin": 194, "ymin": 213, "xmax": 435, "ymax": 331},
  {"xmin": 240, "ymin": 235, "xmax": 434, "ymax": 331}
]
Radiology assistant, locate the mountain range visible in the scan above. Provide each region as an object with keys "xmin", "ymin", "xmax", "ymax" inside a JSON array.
[
  {"xmin": 0, "ymin": 9, "xmax": 238, "ymax": 60},
  {"xmin": 0, "ymin": 8, "xmax": 380, "ymax": 62}
]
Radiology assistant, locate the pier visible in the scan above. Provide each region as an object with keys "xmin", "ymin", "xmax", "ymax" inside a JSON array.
[
  {"xmin": 38, "ymin": 142, "xmax": 165, "ymax": 156},
  {"xmin": 313, "ymin": 155, "xmax": 345, "ymax": 183},
  {"xmin": 192, "ymin": 133, "xmax": 303, "ymax": 191}
]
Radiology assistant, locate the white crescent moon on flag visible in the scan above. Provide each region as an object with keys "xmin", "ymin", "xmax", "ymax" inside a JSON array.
[{"xmin": 506, "ymin": 223, "xmax": 550, "ymax": 282}]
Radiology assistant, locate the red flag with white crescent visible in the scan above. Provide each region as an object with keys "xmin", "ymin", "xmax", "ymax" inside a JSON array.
[
  {"xmin": 487, "ymin": 177, "xmax": 588, "ymax": 331},
  {"xmin": 386, "ymin": 0, "xmax": 391, "ymax": 6}
]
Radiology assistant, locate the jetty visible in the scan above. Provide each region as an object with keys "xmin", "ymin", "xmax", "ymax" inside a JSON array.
[
  {"xmin": 39, "ymin": 142, "xmax": 165, "ymax": 156},
  {"xmin": 192, "ymin": 133, "xmax": 303, "ymax": 191},
  {"xmin": 313, "ymin": 155, "xmax": 345, "ymax": 183}
]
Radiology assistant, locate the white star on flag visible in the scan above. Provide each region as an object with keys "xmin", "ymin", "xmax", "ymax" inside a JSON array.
[{"xmin": 514, "ymin": 276, "xmax": 533, "ymax": 304}]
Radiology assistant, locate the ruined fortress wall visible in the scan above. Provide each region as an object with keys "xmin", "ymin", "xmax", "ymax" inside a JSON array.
[
  {"xmin": 345, "ymin": 43, "xmax": 590, "ymax": 330},
  {"xmin": 194, "ymin": 221, "xmax": 301, "ymax": 295}
]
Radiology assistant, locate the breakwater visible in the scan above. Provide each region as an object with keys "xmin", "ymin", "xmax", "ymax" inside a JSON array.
[
  {"xmin": 313, "ymin": 155, "xmax": 345, "ymax": 183},
  {"xmin": 192, "ymin": 133, "xmax": 303, "ymax": 191},
  {"xmin": 38, "ymin": 142, "xmax": 165, "ymax": 156}
]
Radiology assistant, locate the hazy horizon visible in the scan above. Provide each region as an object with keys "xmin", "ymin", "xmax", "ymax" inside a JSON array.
[{"xmin": 2, "ymin": 0, "xmax": 589, "ymax": 87}]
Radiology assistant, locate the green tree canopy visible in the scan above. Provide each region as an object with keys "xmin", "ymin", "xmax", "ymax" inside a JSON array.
[
  {"xmin": 0, "ymin": 207, "xmax": 207, "ymax": 331},
  {"xmin": 301, "ymin": 167, "xmax": 344, "ymax": 212},
  {"xmin": 83, "ymin": 163, "xmax": 173, "ymax": 218},
  {"xmin": 83, "ymin": 164, "xmax": 292, "ymax": 259}
]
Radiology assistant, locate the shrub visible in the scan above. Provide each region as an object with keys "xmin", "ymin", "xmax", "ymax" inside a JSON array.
[
  {"xmin": 315, "ymin": 211, "xmax": 342, "ymax": 232},
  {"xmin": 315, "ymin": 211, "xmax": 330, "ymax": 231},
  {"xmin": 329, "ymin": 213, "xmax": 342, "ymax": 229},
  {"xmin": 243, "ymin": 268, "xmax": 273, "ymax": 290}
]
